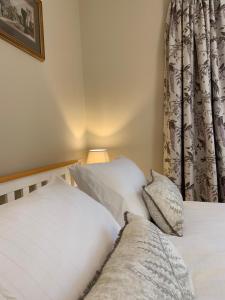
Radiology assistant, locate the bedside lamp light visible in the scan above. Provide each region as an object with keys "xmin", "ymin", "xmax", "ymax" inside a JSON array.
[{"xmin": 87, "ymin": 149, "xmax": 110, "ymax": 164}]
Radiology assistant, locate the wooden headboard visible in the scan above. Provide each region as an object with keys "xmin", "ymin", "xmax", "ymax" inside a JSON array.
[{"xmin": 0, "ymin": 160, "xmax": 78, "ymax": 204}]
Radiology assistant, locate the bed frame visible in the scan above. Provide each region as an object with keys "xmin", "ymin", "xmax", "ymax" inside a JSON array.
[{"xmin": 0, "ymin": 160, "xmax": 78, "ymax": 204}]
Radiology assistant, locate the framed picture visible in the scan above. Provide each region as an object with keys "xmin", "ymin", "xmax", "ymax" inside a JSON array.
[{"xmin": 0, "ymin": 0, "xmax": 45, "ymax": 61}]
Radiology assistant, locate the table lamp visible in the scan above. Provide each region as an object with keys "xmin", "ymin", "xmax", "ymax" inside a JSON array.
[{"xmin": 87, "ymin": 149, "xmax": 110, "ymax": 164}]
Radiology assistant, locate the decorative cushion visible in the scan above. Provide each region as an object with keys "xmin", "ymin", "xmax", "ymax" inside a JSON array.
[
  {"xmin": 142, "ymin": 170, "xmax": 184, "ymax": 236},
  {"xmin": 0, "ymin": 178, "xmax": 120, "ymax": 300},
  {"xmin": 82, "ymin": 213, "xmax": 195, "ymax": 300},
  {"xmin": 70, "ymin": 157, "xmax": 149, "ymax": 225}
]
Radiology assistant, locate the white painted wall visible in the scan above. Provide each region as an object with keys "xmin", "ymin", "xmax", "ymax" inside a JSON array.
[
  {"xmin": 79, "ymin": 0, "xmax": 170, "ymax": 173},
  {"xmin": 0, "ymin": 0, "xmax": 169, "ymax": 175},
  {"xmin": 0, "ymin": 0, "xmax": 86, "ymax": 176}
]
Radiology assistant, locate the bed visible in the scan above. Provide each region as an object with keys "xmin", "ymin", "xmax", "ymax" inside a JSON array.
[
  {"xmin": 169, "ymin": 201, "xmax": 225, "ymax": 300},
  {"xmin": 0, "ymin": 159, "xmax": 224, "ymax": 299}
]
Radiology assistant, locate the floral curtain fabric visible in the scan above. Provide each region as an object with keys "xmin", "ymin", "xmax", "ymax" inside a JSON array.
[{"xmin": 164, "ymin": 0, "xmax": 225, "ymax": 202}]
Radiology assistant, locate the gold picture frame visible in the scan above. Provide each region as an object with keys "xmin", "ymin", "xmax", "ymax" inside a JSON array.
[{"xmin": 0, "ymin": 0, "xmax": 45, "ymax": 61}]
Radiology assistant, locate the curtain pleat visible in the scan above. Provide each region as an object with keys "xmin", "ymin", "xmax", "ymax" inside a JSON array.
[{"xmin": 164, "ymin": 0, "xmax": 225, "ymax": 202}]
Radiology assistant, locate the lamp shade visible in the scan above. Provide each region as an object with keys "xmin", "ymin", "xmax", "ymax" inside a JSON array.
[{"xmin": 87, "ymin": 149, "xmax": 110, "ymax": 164}]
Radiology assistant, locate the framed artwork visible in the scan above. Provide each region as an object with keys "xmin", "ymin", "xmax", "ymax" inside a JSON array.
[{"xmin": 0, "ymin": 0, "xmax": 45, "ymax": 61}]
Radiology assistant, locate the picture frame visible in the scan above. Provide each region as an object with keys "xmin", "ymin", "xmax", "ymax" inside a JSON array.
[{"xmin": 0, "ymin": 0, "xmax": 45, "ymax": 61}]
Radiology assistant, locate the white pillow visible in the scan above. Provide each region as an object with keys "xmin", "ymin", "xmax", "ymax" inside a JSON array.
[
  {"xmin": 70, "ymin": 157, "xmax": 149, "ymax": 225},
  {"xmin": 0, "ymin": 178, "xmax": 120, "ymax": 300}
]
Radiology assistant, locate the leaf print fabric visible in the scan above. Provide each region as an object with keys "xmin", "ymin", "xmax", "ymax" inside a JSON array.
[
  {"xmin": 164, "ymin": 0, "xmax": 225, "ymax": 202},
  {"xmin": 82, "ymin": 213, "xmax": 195, "ymax": 300}
]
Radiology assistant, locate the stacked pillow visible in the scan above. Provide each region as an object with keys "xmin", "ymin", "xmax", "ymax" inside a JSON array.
[
  {"xmin": 80, "ymin": 212, "xmax": 195, "ymax": 300},
  {"xmin": 0, "ymin": 178, "xmax": 120, "ymax": 300},
  {"xmin": 70, "ymin": 157, "xmax": 149, "ymax": 225},
  {"xmin": 70, "ymin": 157, "xmax": 184, "ymax": 236},
  {"xmin": 0, "ymin": 160, "xmax": 189, "ymax": 300}
]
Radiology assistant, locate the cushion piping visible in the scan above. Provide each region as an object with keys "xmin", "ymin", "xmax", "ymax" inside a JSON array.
[{"xmin": 142, "ymin": 170, "xmax": 181, "ymax": 237}]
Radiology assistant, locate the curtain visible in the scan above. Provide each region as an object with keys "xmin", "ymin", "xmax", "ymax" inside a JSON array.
[{"xmin": 164, "ymin": 0, "xmax": 225, "ymax": 202}]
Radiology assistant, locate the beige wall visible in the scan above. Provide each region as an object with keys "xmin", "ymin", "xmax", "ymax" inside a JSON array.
[
  {"xmin": 0, "ymin": 0, "xmax": 170, "ymax": 176},
  {"xmin": 0, "ymin": 0, "xmax": 86, "ymax": 176},
  {"xmin": 79, "ymin": 0, "xmax": 169, "ymax": 174}
]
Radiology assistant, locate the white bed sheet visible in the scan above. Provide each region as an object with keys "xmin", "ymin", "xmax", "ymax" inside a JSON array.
[{"xmin": 168, "ymin": 201, "xmax": 225, "ymax": 300}]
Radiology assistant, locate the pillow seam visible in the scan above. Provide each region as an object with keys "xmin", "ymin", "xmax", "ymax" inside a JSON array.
[
  {"xmin": 79, "ymin": 212, "xmax": 129, "ymax": 299},
  {"xmin": 143, "ymin": 171, "xmax": 181, "ymax": 237},
  {"xmin": 71, "ymin": 166, "xmax": 125, "ymax": 223}
]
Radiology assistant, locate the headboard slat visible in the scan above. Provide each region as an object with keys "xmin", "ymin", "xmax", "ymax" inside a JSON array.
[
  {"xmin": 23, "ymin": 187, "xmax": 30, "ymax": 197},
  {"xmin": 7, "ymin": 192, "xmax": 15, "ymax": 203},
  {"xmin": 0, "ymin": 160, "xmax": 78, "ymax": 204}
]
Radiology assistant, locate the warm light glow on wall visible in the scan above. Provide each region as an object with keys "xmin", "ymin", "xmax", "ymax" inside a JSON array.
[{"xmin": 87, "ymin": 149, "xmax": 110, "ymax": 164}]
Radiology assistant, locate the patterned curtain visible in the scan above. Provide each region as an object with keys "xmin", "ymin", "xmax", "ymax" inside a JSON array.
[{"xmin": 164, "ymin": 0, "xmax": 225, "ymax": 202}]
